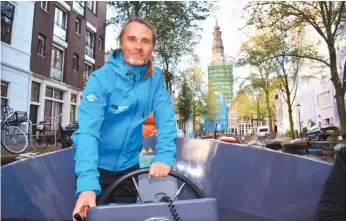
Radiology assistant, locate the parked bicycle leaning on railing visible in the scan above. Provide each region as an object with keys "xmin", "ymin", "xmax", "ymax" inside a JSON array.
[
  {"xmin": 33, "ymin": 113, "xmax": 72, "ymax": 149},
  {"xmin": 1, "ymin": 103, "xmax": 29, "ymax": 154}
]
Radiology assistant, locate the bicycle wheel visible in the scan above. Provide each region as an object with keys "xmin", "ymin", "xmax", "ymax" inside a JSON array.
[
  {"xmin": 33, "ymin": 130, "xmax": 49, "ymax": 149},
  {"xmin": 1, "ymin": 126, "xmax": 28, "ymax": 154}
]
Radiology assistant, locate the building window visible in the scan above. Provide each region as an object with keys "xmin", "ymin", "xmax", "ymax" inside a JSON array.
[
  {"xmin": 50, "ymin": 46, "xmax": 64, "ymax": 81},
  {"xmin": 73, "ymin": 54, "xmax": 79, "ymax": 71},
  {"xmin": 31, "ymin": 82, "xmax": 40, "ymax": 102},
  {"xmin": 71, "ymin": 94, "xmax": 77, "ymax": 103},
  {"xmin": 75, "ymin": 18, "xmax": 81, "ymax": 34},
  {"xmin": 54, "ymin": 6, "xmax": 66, "ymax": 30},
  {"xmin": 85, "ymin": 30, "xmax": 94, "ymax": 57},
  {"xmin": 73, "ymin": 1, "xmax": 84, "ymax": 16},
  {"xmin": 1, "ymin": 1, "xmax": 15, "ymax": 45},
  {"xmin": 46, "ymin": 87, "xmax": 53, "ymax": 97},
  {"xmin": 1, "ymin": 81, "xmax": 9, "ymax": 107},
  {"xmin": 83, "ymin": 63, "xmax": 93, "ymax": 88},
  {"xmin": 99, "ymin": 37, "xmax": 103, "ymax": 51},
  {"xmin": 70, "ymin": 94, "xmax": 77, "ymax": 123},
  {"xmin": 37, "ymin": 34, "xmax": 45, "ymax": 56},
  {"xmin": 321, "ymin": 91, "xmax": 331, "ymax": 108},
  {"xmin": 44, "ymin": 87, "xmax": 63, "ymax": 131},
  {"xmin": 87, "ymin": 1, "xmax": 96, "ymax": 14},
  {"xmin": 54, "ymin": 90, "xmax": 63, "ymax": 100},
  {"xmin": 40, "ymin": 1, "xmax": 48, "ymax": 12},
  {"xmin": 70, "ymin": 104, "xmax": 76, "ymax": 123},
  {"xmin": 51, "ymin": 46, "xmax": 63, "ymax": 70}
]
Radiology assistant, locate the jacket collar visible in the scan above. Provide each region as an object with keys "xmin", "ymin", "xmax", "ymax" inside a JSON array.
[{"xmin": 107, "ymin": 49, "xmax": 148, "ymax": 80}]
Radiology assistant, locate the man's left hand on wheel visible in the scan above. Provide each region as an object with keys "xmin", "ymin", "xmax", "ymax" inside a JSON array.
[{"xmin": 148, "ymin": 162, "xmax": 171, "ymax": 179}]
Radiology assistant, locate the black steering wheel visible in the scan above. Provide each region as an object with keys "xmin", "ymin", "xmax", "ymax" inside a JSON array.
[{"xmin": 98, "ymin": 167, "xmax": 205, "ymax": 205}]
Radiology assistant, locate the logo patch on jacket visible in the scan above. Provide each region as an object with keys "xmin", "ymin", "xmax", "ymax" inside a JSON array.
[
  {"xmin": 85, "ymin": 93, "xmax": 99, "ymax": 103},
  {"xmin": 110, "ymin": 104, "xmax": 129, "ymax": 113}
]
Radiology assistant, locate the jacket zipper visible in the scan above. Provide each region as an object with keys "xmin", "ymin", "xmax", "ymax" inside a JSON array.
[{"xmin": 114, "ymin": 74, "xmax": 138, "ymax": 170}]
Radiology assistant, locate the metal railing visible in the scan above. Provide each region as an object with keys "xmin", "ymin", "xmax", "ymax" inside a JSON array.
[{"xmin": 30, "ymin": 121, "xmax": 57, "ymax": 148}]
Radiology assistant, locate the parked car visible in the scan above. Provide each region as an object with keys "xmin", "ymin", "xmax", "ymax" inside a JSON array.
[
  {"xmin": 305, "ymin": 124, "xmax": 339, "ymax": 141},
  {"xmin": 257, "ymin": 126, "xmax": 269, "ymax": 137}
]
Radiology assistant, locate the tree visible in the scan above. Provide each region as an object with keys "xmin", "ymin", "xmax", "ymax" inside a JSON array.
[
  {"xmin": 233, "ymin": 88, "xmax": 255, "ymax": 121},
  {"xmin": 244, "ymin": 1, "xmax": 346, "ymax": 132},
  {"xmin": 204, "ymin": 83, "xmax": 219, "ymax": 128},
  {"xmin": 239, "ymin": 23, "xmax": 307, "ymax": 138},
  {"xmin": 186, "ymin": 66, "xmax": 207, "ymax": 134},
  {"xmin": 176, "ymin": 76, "xmax": 193, "ymax": 128},
  {"xmin": 244, "ymin": 84, "xmax": 268, "ymax": 125},
  {"xmin": 238, "ymin": 32, "xmax": 283, "ymax": 136},
  {"xmin": 271, "ymin": 26, "xmax": 302, "ymax": 138},
  {"xmin": 107, "ymin": 1, "xmax": 217, "ymax": 92}
]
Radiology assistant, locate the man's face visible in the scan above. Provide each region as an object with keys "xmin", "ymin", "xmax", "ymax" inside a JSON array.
[{"xmin": 121, "ymin": 21, "xmax": 154, "ymax": 66}]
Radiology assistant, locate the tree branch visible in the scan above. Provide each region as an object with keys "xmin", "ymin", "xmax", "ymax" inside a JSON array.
[
  {"xmin": 326, "ymin": 1, "xmax": 332, "ymax": 27},
  {"xmin": 332, "ymin": 1, "xmax": 345, "ymax": 37},
  {"xmin": 290, "ymin": 62, "xmax": 299, "ymax": 105},
  {"xmin": 319, "ymin": 2, "xmax": 331, "ymax": 38},
  {"xmin": 272, "ymin": 2, "xmax": 329, "ymax": 43},
  {"xmin": 303, "ymin": 1, "xmax": 322, "ymax": 14},
  {"xmin": 256, "ymin": 53, "xmax": 330, "ymax": 67},
  {"xmin": 271, "ymin": 3, "xmax": 328, "ymax": 43}
]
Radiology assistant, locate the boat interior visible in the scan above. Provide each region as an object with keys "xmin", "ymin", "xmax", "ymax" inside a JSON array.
[{"xmin": 1, "ymin": 137, "xmax": 332, "ymax": 221}]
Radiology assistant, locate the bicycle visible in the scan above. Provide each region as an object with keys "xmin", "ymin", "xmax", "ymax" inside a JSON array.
[
  {"xmin": 33, "ymin": 113, "xmax": 72, "ymax": 149},
  {"xmin": 1, "ymin": 104, "xmax": 29, "ymax": 154}
]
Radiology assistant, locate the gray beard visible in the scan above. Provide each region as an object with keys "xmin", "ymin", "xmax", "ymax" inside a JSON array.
[{"xmin": 124, "ymin": 55, "xmax": 149, "ymax": 66}]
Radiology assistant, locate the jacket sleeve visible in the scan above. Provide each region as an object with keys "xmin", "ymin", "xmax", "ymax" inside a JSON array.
[
  {"xmin": 150, "ymin": 68, "xmax": 177, "ymax": 168},
  {"xmin": 72, "ymin": 73, "xmax": 106, "ymax": 196},
  {"xmin": 318, "ymin": 146, "xmax": 346, "ymax": 221}
]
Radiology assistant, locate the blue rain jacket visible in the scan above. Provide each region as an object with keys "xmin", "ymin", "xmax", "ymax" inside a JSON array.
[{"xmin": 73, "ymin": 49, "xmax": 177, "ymax": 196}]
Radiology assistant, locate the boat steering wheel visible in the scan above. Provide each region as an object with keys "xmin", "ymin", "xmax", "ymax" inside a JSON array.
[{"xmin": 97, "ymin": 167, "xmax": 205, "ymax": 205}]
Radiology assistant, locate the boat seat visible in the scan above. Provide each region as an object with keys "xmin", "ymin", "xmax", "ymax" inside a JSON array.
[{"xmin": 87, "ymin": 198, "xmax": 219, "ymax": 221}]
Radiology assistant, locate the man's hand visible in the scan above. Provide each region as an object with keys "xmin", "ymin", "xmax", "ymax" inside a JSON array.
[
  {"xmin": 148, "ymin": 162, "xmax": 171, "ymax": 179},
  {"xmin": 72, "ymin": 190, "xmax": 96, "ymax": 221}
]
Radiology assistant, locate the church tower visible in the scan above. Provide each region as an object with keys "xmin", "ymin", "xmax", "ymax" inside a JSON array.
[
  {"xmin": 205, "ymin": 20, "xmax": 234, "ymax": 132},
  {"xmin": 212, "ymin": 20, "xmax": 224, "ymax": 62}
]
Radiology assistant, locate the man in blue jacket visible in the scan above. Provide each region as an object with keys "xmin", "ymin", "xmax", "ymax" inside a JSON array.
[{"xmin": 72, "ymin": 17, "xmax": 177, "ymax": 220}]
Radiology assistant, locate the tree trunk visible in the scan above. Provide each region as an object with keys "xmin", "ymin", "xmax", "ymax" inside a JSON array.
[
  {"xmin": 169, "ymin": 81, "xmax": 172, "ymax": 93},
  {"xmin": 165, "ymin": 71, "xmax": 169, "ymax": 89},
  {"xmin": 256, "ymin": 97, "xmax": 260, "ymax": 124},
  {"xmin": 335, "ymin": 90, "xmax": 346, "ymax": 131},
  {"xmin": 192, "ymin": 104, "xmax": 196, "ymax": 136},
  {"xmin": 285, "ymin": 84, "xmax": 295, "ymax": 138},
  {"xmin": 264, "ymin": 89, "xmax": 273, "ymax": 135},
  {"xmin": 287, "ymin": 105, "xmax": 295, "ymax": 138},
  {"xmin": 329, "ymin": 48, "xmax": 346, "ymax": 133}
]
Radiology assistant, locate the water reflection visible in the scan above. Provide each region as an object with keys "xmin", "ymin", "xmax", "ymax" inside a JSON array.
[{"xmin": 278, "ymin": 149, "xmax": 335, "ymax": 164}]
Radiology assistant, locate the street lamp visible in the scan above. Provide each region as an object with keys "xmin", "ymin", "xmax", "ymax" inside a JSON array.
[{"xmin": 296, "ymin": 103, "xmax": 301, "ymax": 136}]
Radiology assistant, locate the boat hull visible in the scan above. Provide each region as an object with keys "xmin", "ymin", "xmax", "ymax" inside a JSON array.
[{"xmin": 1, "ymin": 137, "xmax": 333, "ymax": 221}]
